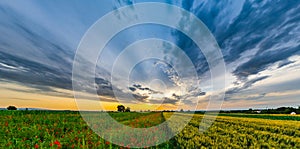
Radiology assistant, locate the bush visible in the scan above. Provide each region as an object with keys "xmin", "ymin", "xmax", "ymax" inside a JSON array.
[{"xmin": 7, "ymin": 106, "xmax": 17, "ymax": 110}]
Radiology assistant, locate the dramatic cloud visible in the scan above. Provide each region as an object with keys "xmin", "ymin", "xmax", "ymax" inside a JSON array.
[
  {"xmin": 131, "ymin": 84, "xmax": 163, "ymax": 94},
  {"xmin": 226, "ymin": 76, "xmax": 270, "ymax": 95},
  {"xmin": 277, "ymin": 60, "xmax": 295, "ymax": 69},
  {"xmin": 0, "ymin": 52, "xmax": 72, "ymax": 90},
  {"xmin": 0, "ymin": 0, "xmax": 299, "ymax": 109}
]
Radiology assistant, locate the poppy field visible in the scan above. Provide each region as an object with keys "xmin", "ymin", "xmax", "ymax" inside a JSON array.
[
  {"xmin": 1, "ymin": 111, "xmax": 299, "ymax": 148},
  {"xmin": 0, "ymin": 111, "xmax": 172, "ymax": 148}
]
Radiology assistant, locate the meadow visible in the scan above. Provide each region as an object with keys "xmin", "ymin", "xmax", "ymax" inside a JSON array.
[{"xmin": 1, "ymin": 111, "xmax": 299, "ymax": 148}]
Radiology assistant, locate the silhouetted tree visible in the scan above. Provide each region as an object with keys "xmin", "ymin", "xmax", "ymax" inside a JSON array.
[
  {"xmin": 7, "ymin": 106, "xmax": 17, "ymax": 110},
  {"xmin": 117, "ymin": 105, "xmax": 125, "ymax": 112},
  {"xmin": 125, "ymin": 107, "xmax": 130, "ymax": 112}
]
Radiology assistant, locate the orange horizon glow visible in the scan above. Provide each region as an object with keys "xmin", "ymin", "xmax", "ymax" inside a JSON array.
[{"xmin": 1, "ymin": 81, "xmax": 299, "ymax": 111}]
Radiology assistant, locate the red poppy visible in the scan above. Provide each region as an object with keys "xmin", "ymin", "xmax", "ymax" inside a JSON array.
[
  {"xmin": 105, "ymin": 141, "xmax": 110, "ymax": 145},
  {"xmin": 34, "ymin": 144, "xmax": 39, "ymax": 149},
  {"xmin": 54, "ymin": 140, "xmax": 61, "ymax": 146}
]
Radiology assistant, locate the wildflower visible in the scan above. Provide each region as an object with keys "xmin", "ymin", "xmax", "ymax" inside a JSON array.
[
  {"xmin": 34, "ymin": 144, "xmax": 39, "ymax": 149},
  {"xmin": 75, "ymin": 137, "xmax": 79, "ymax": 141},
  {"xmin": 96, "ymin": 141, "xmax": 101, "ymax": 146},
  {"xmin": 54, "ymin": 140, "xmax": 61, "ymax": 147}
]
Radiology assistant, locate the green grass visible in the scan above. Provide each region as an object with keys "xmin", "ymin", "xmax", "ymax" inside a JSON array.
[
  {"xmin": 0, "ymin": 111, "xmax": 171, "ymax": 148},
  {"xmin": 218, "ymin": 113, "xmax": 300, "ymax": 121},
  {"xmin": 1, "ymin": 111, "xmax": 299, "ymax": 148}
]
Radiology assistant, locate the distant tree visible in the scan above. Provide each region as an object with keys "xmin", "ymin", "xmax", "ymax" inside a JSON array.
[
  {"xmin": 180, "ymin": 109, "xmax": 184, "ymax": 112},
  {"xmin": 117, "ymin": 105, "xmax": 125, "ymax": 112},
  {"xmin": 7, "ymin": 106, "xmax": 17, "ymax": 110},
  {"xmin": 284, "ymin": 108, "xmax": 292, "ymax": 114},
  {"xmin": 246, "ymin": 108, "xmax": 253, "ymax": 114},
  {"xmin": 125, "ymin": 107, "xmax": 130, "ymax": 112}
]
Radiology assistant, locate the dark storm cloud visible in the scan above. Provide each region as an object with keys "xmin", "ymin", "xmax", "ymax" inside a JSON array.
[
  {"xmin": 95, "ymin": 78, "xmax": 115, "ymax": 97},
  {"xmin": 128, "ymin": 87, "xmax": 136, "ymax": 92},
  {"xmin": 162, "ymin": 97, "xmax": 179, "ymax": 104},
  {"xmin": 242, "ymin": 76, "xmax": 270, "ymax": 90},
  {"xmin": 0, "ymin": 52, "xmax": 72, "ymax": 91},
  {"xmin": 172, "ymin": 93, "xmax": 180, "ymax": 100},
  {"xmin": 131, "ymin": 84, "xmax": 163, "ymax": 94},
  {"xmin": 226, "ymin": 76, "xmax": 270, "ymax": 96},
  {"xmin": 96, "ymin": 78, "xmax": 130, "ymax": 99},
  {"xmin": 0, "ymin": 4, "xmax": 117, "ymax": 100},
  {"xmin": 225, "ymin": 1, "xmax": 299, "ymax": 79},
  {"xmin": 181, "ymin": 99, "xmax": 194, "ymax": 105},
  {"xmin": 217, "ymin": 1, "xmax": 299, "ymax": 62},
  {"xmin": 95, "ymin": 79, "xmax": 152, "ymax": 103},
  {"xmin": 277, "ymin": 60, "xmax": 295, "ymax": 69},
  {"xmin": 233, "ymin": 46, "xmax": 300, "ymax": 80},
  {"xmin": 177, "ymin": 0, "xmax": 300, "ymax": 80},
  {"xmin": 0, "ymin": 5, "xmax": 74, "ymax": 93},
  {"xmin": 149, "ymin": 97, "xmax": 179, "ymax": 105},
  {"xmin": 132, "ymin": 94, "xmax": 149, "ymax": 102}
]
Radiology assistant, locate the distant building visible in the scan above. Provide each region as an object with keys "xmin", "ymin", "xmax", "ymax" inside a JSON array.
[
  {"xmin": 290, "ymin": 112, "xmax": 296, "ymax": 115},
  {"xmin": 255, "ymin": 111, "xmax": 261, "ymax": 114}
]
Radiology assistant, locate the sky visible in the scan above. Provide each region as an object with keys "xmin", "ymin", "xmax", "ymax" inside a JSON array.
[{"xmin": 0, "ymin": 0, "xmax": 299, "ymax": 111}]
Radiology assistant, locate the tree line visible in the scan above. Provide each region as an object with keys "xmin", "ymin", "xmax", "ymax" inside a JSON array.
[{"xmin": 221, "ymin": 106, "xmax": 300, "ymax": 114}]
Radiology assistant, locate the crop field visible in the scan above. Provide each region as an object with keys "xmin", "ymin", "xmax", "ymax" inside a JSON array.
[
  {"xmin": 218, "ymin": 113, "xmax": 300, "ymax": 121},
  {"xmin": 1, "ymin": 111, "xmax": 299, "ymax": 148},
  {"xmin": 164, "ymin": 113, "xmax": 300, "ymax": 148}
]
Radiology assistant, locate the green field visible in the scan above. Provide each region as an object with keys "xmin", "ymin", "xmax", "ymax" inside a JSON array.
[
  {"xmin": 218, "ymin": 113, "xmax": 300, "ymax": 121},
  {"xmin": 1, "ymin": 111, "xmax": 299, "ymax": 148}
]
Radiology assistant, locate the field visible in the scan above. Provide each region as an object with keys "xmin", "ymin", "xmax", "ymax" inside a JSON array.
[
  {"xmin": 218, "ymin": 113, "xmax": 300, "ymax": 121},
  {"xmin": 1, "ymin": 111, "xmax": 299, "ymax": 148},
  {"xmin": 164, "ymin": 113, "xmax": 300, "ymax": 148}
]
